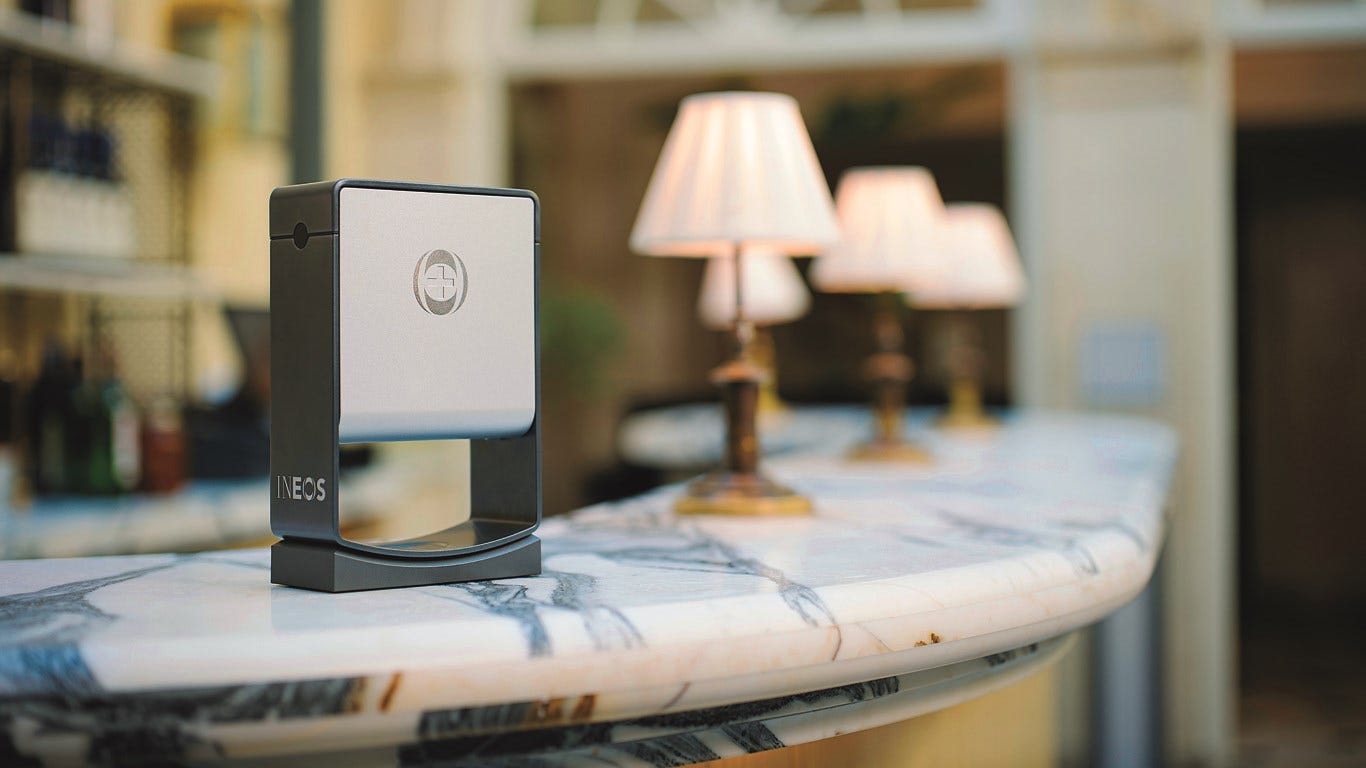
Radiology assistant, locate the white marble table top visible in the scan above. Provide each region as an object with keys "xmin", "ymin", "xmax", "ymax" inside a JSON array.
[
  {"xmin": 0, "ymin": 461, "xmax": 420, "ymax": 560},
  {"xmin": 617, "ymin": 403, "xmax": 875, "ymax": 469},
  {"xmin": 0, "ymin": 412, "xmax": 1174, "ymax": 766}
]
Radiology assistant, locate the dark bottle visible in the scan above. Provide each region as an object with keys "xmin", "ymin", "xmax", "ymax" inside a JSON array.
[
  {"xmin": 0, "ymin": 351, "xmax": 16, "ymax": 448},
  {"xmin": 81, "ymin": 121, "xmax": 116, "ymax": 181},
  {"xmin": 27, "ymin": 340, "xmax": 76, "ymax": 495},
  {"xmin": 80, "ymin": 346, "xmax": 141, "ymax": 494},
  {"xmin": 0, "ymin": 101, "xmax": 13, "ymax": 253},
  {"xmin": 0, "ymin": 351, "xmax": 17, "ymax": 510},
  {"xmin": 19, "ymin": 0, "xmax": 71, "ymax": 22},
  {"xmin": 63, "ymin": 355, "xmax": 91, "ymax": 493}
]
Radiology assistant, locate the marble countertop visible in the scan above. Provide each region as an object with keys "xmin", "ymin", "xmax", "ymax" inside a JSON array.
[
  {"xmin": 0, "ymin": 460, "xmax": 438, "ymax": 560},
  {"xmin": 0, "ymin": 413, "xmax": 1174, "ymax": 766},
  {"xmin": 617, "ymin": 403, "xmax": 873, "ymax": 469}
]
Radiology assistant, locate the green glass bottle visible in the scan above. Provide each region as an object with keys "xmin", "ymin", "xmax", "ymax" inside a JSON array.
[{"xmin": 83, "ymin": 345, "xmax": 141, "ymax": 495}]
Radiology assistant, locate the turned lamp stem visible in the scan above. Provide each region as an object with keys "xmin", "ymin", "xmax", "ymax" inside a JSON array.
[
  {"xmin": 941, "ymin": 314, "xmax": 994, "ymax": 429},
  {"xmin": 733, "ymin": 240, "xmax": 754, "ymax": 356},
  {"xmin": 866, "ymin": 291, "xmax": 913, "ymax": 445},
  {"xmin": 717, "ymin": 242, "xmax": 761, "ymax": 475},
  {"xmin": 846, "ymin": 291, "xmax": 928, "ymax": 463}
]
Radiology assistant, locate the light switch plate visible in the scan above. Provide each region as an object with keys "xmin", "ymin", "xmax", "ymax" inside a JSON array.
[{"xmin": 1079, "ymin": 322, "xmax": 1167, "ymax": 408}]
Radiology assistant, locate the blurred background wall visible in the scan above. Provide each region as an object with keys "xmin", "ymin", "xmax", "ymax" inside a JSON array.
[
  {"xmin": 1, "ymin": 1, "xmax": 1363, "ymax": 765},
  {"xmin": 284, "ymin": 3, "xmax": 1366, "ymax": 761}
]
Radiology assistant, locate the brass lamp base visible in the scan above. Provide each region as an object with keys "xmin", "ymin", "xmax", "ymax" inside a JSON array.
[
  {"xmin": 848, "ymin": 439, "xmax": 933, "ymax": 463},
  {"xmin": 674, "ymin": 470, "xmax": 812, "ymax": 517},
  {"xmin": 937, "ymin": 409, "xmax": 999, "ymax": 431},
  {"xmin": 850, "ymin": 306, "xmax": 933, "ymax": 465},
  {"xmin": 937, "ymin": 379, "xmax": 998, "ymax": 431}
]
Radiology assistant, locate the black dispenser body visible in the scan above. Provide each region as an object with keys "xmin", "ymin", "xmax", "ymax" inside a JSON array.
[{"xmin": 268, "ymin": 179, "xmax": 541, "ymax": 592}]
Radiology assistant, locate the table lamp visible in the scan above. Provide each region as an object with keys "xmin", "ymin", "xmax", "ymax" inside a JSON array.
[
  {"xmin": 632, "ymin": 91, "xmax": 839, "ymax": 516},
  {"xmin": 698, "ymin": 246, "xmax": 811, "ymax": 415},
  {"xmin": 811, "ymin": 166, "xmax": 944, "ymax": 462},
  {"xmin": 908, "ymin": 203, "xmax": 1025, "ymax": 430}
]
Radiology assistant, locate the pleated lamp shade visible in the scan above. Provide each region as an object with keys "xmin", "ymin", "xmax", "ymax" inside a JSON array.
[
  {"xmin": 630, "ymin": 91, "xmax": 840, "ymax": 257},
  {"xmin": 812, "ymin": 166, "xmax": 945, "ymax": 293},
  {"xmin": 697, "ymin": 247, "xmax": 811, "ymax": 330},
  {"xmin": 910, "ymin": 203, "xmax": 1025, "ymax": 310}
]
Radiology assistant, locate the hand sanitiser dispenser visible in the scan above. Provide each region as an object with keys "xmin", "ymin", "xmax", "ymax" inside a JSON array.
[{"xmin": 268, "ymin": 179, "xmax": 541, "ymax": 592}]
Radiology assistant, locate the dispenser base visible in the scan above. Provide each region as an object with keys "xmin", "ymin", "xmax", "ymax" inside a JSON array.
[{"xmin": 271, "ymin": 534, "xmax": 541, "ymax": 592}]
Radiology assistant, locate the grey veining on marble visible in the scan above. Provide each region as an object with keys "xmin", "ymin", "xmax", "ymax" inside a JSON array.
[{"xmin": 0, "ymin": 412, "xmax": 1174, "ymax": 766}]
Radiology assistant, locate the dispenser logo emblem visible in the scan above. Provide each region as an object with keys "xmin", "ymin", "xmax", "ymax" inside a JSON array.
[
  {"xmin": 277, "ymin": 475, "xmax": 327, "ymax": 502},
  {"xmin": 413, "ymin": 249, "xmax": 468, "ymax": 316}
]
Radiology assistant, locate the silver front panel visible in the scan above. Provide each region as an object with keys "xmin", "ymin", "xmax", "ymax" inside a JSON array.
[{"xmin": 338, "ymin": 187, "xmax": 535, "ymax": 442}]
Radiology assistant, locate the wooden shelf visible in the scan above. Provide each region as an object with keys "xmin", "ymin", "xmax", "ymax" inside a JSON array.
[
  {"xmin": 0, "ymin": 252, "xmax": 216, "ymax": 300},
  {"xmin": 0, "ymin": 8, "xmax": 217, "ymax": 98}
]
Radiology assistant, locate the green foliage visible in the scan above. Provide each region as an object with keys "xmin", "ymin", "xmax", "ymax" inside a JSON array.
[{"xmin": 541, "ymin": 287, "xmax": 625, "ymax": 400}]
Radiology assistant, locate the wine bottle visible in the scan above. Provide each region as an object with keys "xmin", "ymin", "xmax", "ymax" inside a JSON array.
[
  {"xmin": 27, "ymin": 340, "xmax": 74, "ymax": 495},
  {"xmin": 63, "ymin": 355, "xmax": 91, "ymax": 493}
]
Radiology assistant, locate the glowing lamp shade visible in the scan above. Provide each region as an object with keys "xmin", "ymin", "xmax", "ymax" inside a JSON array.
[
  {"xmin": 698, "ymin": 247, "xmax": 810, "ymax": 330},
  {"xmin": 630, "ymin": 92, "xmax": 839, "ymax": 257},
  {"xmin": 812, "ymin": 166, "xmax": 945, "ymax": 293},
  {"xmin": 912, "ymin": 204, "xmax": 1025, "ymax": 310}
]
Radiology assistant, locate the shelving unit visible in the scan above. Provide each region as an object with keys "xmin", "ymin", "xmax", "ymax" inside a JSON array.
[
  {"xmin": 0, "ymin": 251, "xmax": 215, "ymax": 300},
  {"xmin": 0, "ymin": 9, "xmax": 218, "ymax": 402},
  {"xmin": 0, "ymin": 8, "xmax": 216, "ymax": 97}
]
